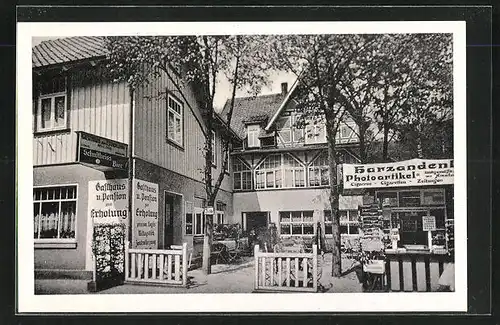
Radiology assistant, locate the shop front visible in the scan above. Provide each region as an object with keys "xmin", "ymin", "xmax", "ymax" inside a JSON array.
[{"xmin": 343, "ymin": 158, "xmax": 454, "ymax": 291}]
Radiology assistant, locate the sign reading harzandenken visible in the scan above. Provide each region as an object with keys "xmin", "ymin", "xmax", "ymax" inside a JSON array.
[{"xmin": 343, "ymin": 159, "xmax": 453, "ymax": 189}]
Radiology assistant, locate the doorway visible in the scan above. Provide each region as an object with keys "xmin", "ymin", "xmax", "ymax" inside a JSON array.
[
  {"xmin": 395, "ymin": 209, "xmax": 429, "ymax": 247},
  {"xmin": 163, "ymin": 192, "xmax": 182, "ymax": 248},
  {"xmin": 244, "ymin": 212, "xmax": 269, "ymax": 233}
]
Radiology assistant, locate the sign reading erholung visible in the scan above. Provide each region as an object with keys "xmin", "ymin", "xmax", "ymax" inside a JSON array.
[{"xmin": 343, "ymin": 159, "xmax": 454, "ymax": 189}]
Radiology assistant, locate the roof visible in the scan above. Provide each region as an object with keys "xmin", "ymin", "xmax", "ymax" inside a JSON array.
[
  {"xmin": 221, "ymin": 93, "xmax": 286, "ymax": 139},
  {"xmin": 32, "ymin": 36, "xmax": 107, "ymax": 69}
]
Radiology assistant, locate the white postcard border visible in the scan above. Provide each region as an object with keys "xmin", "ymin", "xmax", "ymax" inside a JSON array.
[{"xmin": 17, "ymin": 20, "xmax": 467, "ymax": 313}]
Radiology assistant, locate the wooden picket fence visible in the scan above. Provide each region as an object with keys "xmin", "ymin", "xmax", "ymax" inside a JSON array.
[
  {"xmin": 125, "ymin": 243, "xmax": 188, "ymax": 287},
  {"xmin": 254, "ymin": 244, "xmax": 318, "ymax": 292}
]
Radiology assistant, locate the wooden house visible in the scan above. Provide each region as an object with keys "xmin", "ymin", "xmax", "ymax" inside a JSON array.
[{"xmin": 32, "ymin": 37, "xmax": 234, "ymax": 278}]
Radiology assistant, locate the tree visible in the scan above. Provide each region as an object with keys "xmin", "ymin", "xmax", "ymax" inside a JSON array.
[
  {"xmin": 105, "ymin": 36, "xmax": 269, "ymax": 274},
  {"xmin": 392, "ymin": 34, "xmax": 453, "ymax": 159},
  {"xmin": 367, "ymin": 34, "xmax": 453, "ymax": 161},
  {"xmin": 266, "ymin": 34, "xmax": 376, "ymax": 276}
]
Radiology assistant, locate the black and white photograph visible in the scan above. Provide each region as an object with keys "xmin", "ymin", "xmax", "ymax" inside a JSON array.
[{"xmin": 17, "ymin": 20, "xmax": 467, "ymax": 313}]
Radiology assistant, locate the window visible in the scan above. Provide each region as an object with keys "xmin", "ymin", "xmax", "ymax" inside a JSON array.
[
  {"xmin": 233, "ymin": 158, "xmax": 252, "ymax": 190},
  {"xmin": 305, "ymin": 119, "xmax": 327, "ymax": 144},
  {"xmin": 422, "ymin": 189, "xmax": 445, "ymax": 205},
  {"xmin": 308, "ymin": 151, "xmax": 330, "ymax": 187},
  {"xmin": 399, "ymin": 191, "xmax": 421, "ymax": 207},
  {"xmin": 255, "ymin": 154, "xmax": 282, "ymax": 189},
  {"xmin": 324, "ymin": 210, "xmax": 359, "ymax": 235},
  {"xmin": 279, "ymin": 211, "xmax": 314, "ymax": 236},
  {"xmin": 283, "ymin": 154, "xmax": 305, "ymax": 187},
  {"xmin": 215, "ymin": 202, "xmax": 226, "ymax": 225},
  {"xmin": 34, "ymin": 185, "xmax": 77, "ymax": 240},
  {"xmin": 247, "ymin": 124, "xmax": 261, "ymax": 148},
  {"xmin": 255, "ymin": 153, "xmax": 305, "ymax": 190},
  {"xmin": 185, "ymin": 202, "xmax": 205, "ymax": 236},
  {"xmin": 185, "ymin": 201, "xmax": 194, "ymax": 235},
  {"xmin": 36, "ymin": 76, "xmax": 67, "ymax": 132},
  {"xmin": 339, "ymin": 125, "xmax": 351, "ymax": 139},
  {"xmin": 376, "ymin": 191, "xmax": 399, "ymax": 207},
  {"xmin": 167, "ymin": 94, "xmax": 183, "ymax": 146},
  {"xmin": 277, "ymin": 114, "xmax": 304, "ymax": 145},
  {"xmin": 211, "ymin": 130, "xmax": 217, "ymax": 166}
]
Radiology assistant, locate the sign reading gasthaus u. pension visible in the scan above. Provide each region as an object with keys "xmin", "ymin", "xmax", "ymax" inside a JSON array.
[
  {"xmin": 343, "ymin": 158, "xmax": 453, "ymax": 189},
  {"xmin": 132, "ymin": 179, "xmax": 159, "ymax": 249},
  {"xmin": 88, "ymin": 179, "xmax": 129, "ymax": 226}
]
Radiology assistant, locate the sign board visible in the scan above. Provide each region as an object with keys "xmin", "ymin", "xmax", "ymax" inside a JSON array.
[
  {"xmin": 422, "ymin": 216, "xmax": 437, "ymax": 231},
  {"xmin": 77, "ymin": 131, "xmax": 128, "ymax": 171},
  {"xmin": 204, "ymin": 206, "xmax": 214, "ymax": 215},
  {"xmin": 390, "ymin": 228, "xmax": 400, "ymax": 241},
  {"xmin": 132, "ymin": 179, "xmax": 159, "ymax": 249},
  {"xmin": 88, "ymin": 179, "xmax": 129, "ymax": 227},
  {"xmin": 342, "ymin": 159, "xmax": 454, "ymax": 189}
]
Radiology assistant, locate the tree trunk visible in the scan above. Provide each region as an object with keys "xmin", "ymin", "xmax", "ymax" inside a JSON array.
[
  {"xmin": 416, "ymin": 135, "xmax": 424, "ymax": 159},
  {"xmin": 358, "ymin": 126, "xmax": 367, "ymax": 163},
  {"xmin": 327, "ymin": 130, "xmax": 341, "ymax": 277},
  {"xmin": 382, "ymin": 124, "xmax": 389, "ymax": 162},
  {"xmin": 202, "ymin": 207, "xmax": 214, "ymax": 274}
]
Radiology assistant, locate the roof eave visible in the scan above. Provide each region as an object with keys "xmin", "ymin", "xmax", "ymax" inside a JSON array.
[{"xmin": 264, "ymin": 75, "xmax": 301, "ymax": 131}]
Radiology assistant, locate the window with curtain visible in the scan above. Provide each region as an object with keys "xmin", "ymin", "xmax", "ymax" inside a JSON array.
[
  {"xmin": 247, "ymin": 124, "xmax": 261, "ymax": 148},
  {"xmin": 33, "ymin": 185, "xmax": 77, "ymax": 240},
  {"xmin": 283, "ymin": 153, "xmax": 305, "ymax": 188},
  {"xmin": 308, "ymin": 151, "xmax": 330, "ymax": 187},
  {"xmin": 305, "ymin": 120, "xmax": 326, "ymax": 144},
  {"xmin": 255, "ymin": 153, "xmax": 305, "ymax": 189},
  {"xmin": 255, "ymin": 154, "xmax": 282, "ymax": 189},
  {"xmin": 233, "ymin": 158, "xmax": 252, "ymax": 190},
  {"xmin": 36, "ymin": 75, "xmax": 67, "ymax": 132},
  {"xmin": 279, "ymin": 211, "xmax": 314, "ymax": 236}
]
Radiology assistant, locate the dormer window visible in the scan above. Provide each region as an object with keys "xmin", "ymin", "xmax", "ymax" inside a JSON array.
[{"xmin": 247, "ymin": 124, "xmax": 261, "ymax": 148}]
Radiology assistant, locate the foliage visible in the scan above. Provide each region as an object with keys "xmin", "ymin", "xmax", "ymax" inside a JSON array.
[
  {"xmin": 213, "ymin": 223, "xmax": 246, "ymax": 240},
  {"xmin": 105, "ymin": 36, "xmax": 271, "ymax": 274},
  {"xmin": 91, "ymin": 223, "xmax": 126, "ymax": 281}
]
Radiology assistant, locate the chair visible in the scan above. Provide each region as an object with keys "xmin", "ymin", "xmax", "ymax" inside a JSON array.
[{"xmin": 211, "ymin": 242, "xmax": 228, "ymax": 264}]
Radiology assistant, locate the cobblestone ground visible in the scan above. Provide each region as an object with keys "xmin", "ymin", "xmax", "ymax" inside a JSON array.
[{"xmin": 35, "ymin": 256, "xmax": 363, "ymax": 294}]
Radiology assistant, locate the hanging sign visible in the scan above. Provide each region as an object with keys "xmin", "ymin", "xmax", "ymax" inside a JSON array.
[
  {"xmin": 88, "ymin": 179, "xmax": 129, "ymax": 227},
  {"xmin": 422, "ymin": 216, "xmax": 437, "ymax": 231},
  {"xmin": 204, "ymin": 206, "xmax": 214, "ymax": 215},
  {"xmin": 132, "ymin": 179, "xmax": 159, "ymax": 249},
  {"xmin": 390, "ymin": 228, "xmax": 400, "ymax": 241},
  {"xmin": 343, "ymin": 158, "xmax": 454, "ymax": 189},
  {"xmin": 77, "ymin": 131, "xmax": 128, "ymax": 171}
]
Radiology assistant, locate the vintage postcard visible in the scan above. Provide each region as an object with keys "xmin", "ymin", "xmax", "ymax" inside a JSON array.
[{"xmin": 17, "ymin": 20, "xmax": 466, "ymax": 313}]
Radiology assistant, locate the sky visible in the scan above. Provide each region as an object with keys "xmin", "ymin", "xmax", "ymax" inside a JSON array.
[{"xmin": 32, "ymin": 36, "xmax": 296, "ymax": 110}]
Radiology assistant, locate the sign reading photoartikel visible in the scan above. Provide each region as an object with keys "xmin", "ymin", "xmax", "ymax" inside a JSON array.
[
  {"xmin": 132, "ymin": 179, "xmax": 159, "ymax": 249},
  {"xmin": 343, "ymin": 158, "xmax": 454, "ymax": 189},
  {"xmin": 88, "ymin": 179, "xmax": 129, "ymax": 227},
  {"xmin": 77, "ymin": 131, "xmax": 128, "ymax": 171}
]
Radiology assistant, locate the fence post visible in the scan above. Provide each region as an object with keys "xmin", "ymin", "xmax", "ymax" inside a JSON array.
[
  {"xmin": 182, "ymin": 242, "xmax": 188, "ymax": 287},
  {"xmin": 254, "ymin": 245, "xmax": 259, "ymax": 290},
  {"xmin": 312, "ymin": 244, "xmax": 318, "ymax": 292},
  {"xmin": 124, "ymin": 241, "xmax": 129, "ymax": 281}
]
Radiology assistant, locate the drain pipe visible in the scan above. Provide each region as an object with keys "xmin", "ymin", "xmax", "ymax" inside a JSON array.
[{"xmin": 128, "ymin": 86, "xmax": 135, "ymax": 246}]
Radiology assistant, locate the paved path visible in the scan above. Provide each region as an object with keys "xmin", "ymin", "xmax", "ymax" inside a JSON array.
[{"xmin": 35, "ymin": 256, "xmax": 363, "ymax": 294}]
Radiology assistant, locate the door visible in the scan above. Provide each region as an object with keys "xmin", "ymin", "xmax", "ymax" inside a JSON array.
[
  {"xmin": 245, "ymin": 212, "xmax": 269, "ymax": 234},
  {"xmin": 164, "ymin": 195, "xmax": 175, "ymax": 247},
  {"xmin": 397, "ymin": 210, "xmax": 429, "ymax": 247}
]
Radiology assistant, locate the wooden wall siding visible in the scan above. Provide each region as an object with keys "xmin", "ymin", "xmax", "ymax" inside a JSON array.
[
  {"xmin": 33, "ymin": 70, "xmax": 130, "ymax": 166},
  {"xmin": 134, "ymin": 68, "xmax": 231, "ymax": 192}
]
